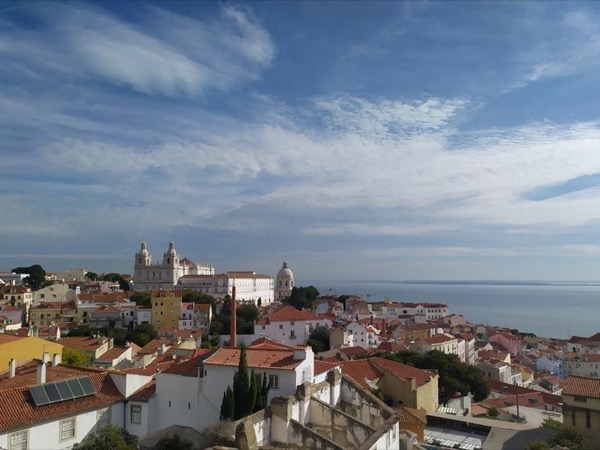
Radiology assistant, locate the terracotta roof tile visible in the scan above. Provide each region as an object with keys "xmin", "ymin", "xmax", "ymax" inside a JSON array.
[
  {"xmin": 337, "ymin": 359, "xmax": 383, "ymax": 389},
  {"xmin": 0, "ymin": 363, "xmax": 123, "ymax": 432},
  {"xmin": 203, "ymin": 347, "xmax": 302, "ymax": 370},
  {"xmin": 314, "ymin": 360, "xmax": 339, "ymax": 376},
  {"xmin": 129, "ymin": 380, "xmax": 156, "ymax": 401},
  {"xmin": 370, "ymin": 357, "xmax": 436, "ymax": 388},
  {"xmin": 268, "ymin": 306, "xmax": 321, "ymax": 322},
  {"xmin": 397, "ymin": 407, "xmax": 427, "ymax": 425},
  {"xmin": 564, "ymin": 375, "xmax": 600, "ymax": 399},
  {"xmin": 160, "ymin": 349, "xmax": 214, "ymax": 377}
]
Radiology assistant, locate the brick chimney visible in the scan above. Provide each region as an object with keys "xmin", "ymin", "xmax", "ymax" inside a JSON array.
[{"xmin": 230, "ymin": 286, "xmax": 237, "ymax": 348}]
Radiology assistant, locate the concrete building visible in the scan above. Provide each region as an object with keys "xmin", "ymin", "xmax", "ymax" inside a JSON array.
[
  {"xmin": 0, "ymin": 357, "xmax": 126, "ymax": 450},
  {"xmin": 338, "ymin": 357, "xmax": 439, "ymax": 412},
  {"xmin": 133, "ymin": 241, "xmax": 214, "ymax": 292},
  {"xmin": 150, "ymin": 290, "xmax": 182, "ymax": 330},
  {"xmin": 562, "ymin": 375, "xmax": 600, "ymax": 449},
  {"xmin": 255, "ymin": 305, "xmax": 332, "ymax": 347},
  {"xmin": 178, "ymin": 271, "xmax": 274, "ymax": 304},
  {"xmin": 0, "ymin": 334, "xmax": 63, "ymax": 370}
]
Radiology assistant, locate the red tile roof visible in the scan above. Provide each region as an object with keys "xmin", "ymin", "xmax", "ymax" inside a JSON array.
[
  {"xmin": 0, "ymin": 334, "xmax": 23, "ymax": 344},
  {"xmin": 0, "ymin": 362, "xmax": 123, "ymax": 432},
  {"xmin": 94, "ymin": 347, "xmax": 130, "ymax": 362},
  {"xmin": 338, "ymin": 346, "xmax": 369, "ymax": 358},
  {"xmin": 564, "ymin": 375, "xmax": 600, "ymax": 399},
  {"xmin": 138, "ymin": 339, "xmax": 171, "ymax": 355},
  {"xmin": 129, "ymin": 380, "xmax": 156, "ymax": 401},
  {"xmin": 314, "ymin": 360, "xmax": 339, "ymax": 376},
  {"xmin": 58, "ymin": 336, "xmax": 107, "ymax": 352},
  {"xmin": 370, "ymin": 357, "xmax": 436, "ymax": 388},
  {"xmin": 397, "ymin": 407, "xmax": 427, "ymax": 425},
  {"xmin": 203, "ymin": 347, "xmax": 302, "ymax": 371},
  {"xmin": 268, "ymin": 306, "xmax": 321, "ymax": 322},
  {"xmin": 337, "ymin": 359, "xmax": 383, "ymax": 389},
  {"xmin": 160, "ymin": 349, "xmax": 214, "ymax": 377},
  {"xmin": 250, "ymin": 337, "xmax": 293, "ymax": 351}
]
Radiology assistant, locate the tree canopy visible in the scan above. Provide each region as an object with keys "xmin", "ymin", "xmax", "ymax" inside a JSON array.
[
  {"xmin": 67, "ymin": 323, "xmax": 158, "ymax": 348},
  {"xmin": 62, "ymin": 347, "xmax": 89, "ymax": 366},
  {"xmin": 101, "ymin": 273, "xmax": 130, "ymax": 291},
  {"xmin": 524, "ymin": 418, "xmax": 592, "ymax": 450},
  {"xmin": 12, "ymin": 264, "xmax": 46, "ymax": 290},
  {"xmin": 287, "ymin": 286, "xmax": 320, "ymax": 310},
  {"xmin": 74, "ymin": 424, "xmax": 136, "ymax": 450},
  {"xmin": 210, "ymin": 302, "xmax": 258, "ymax": 336},
  {"xmin": 154, "ymin": 433, "xmax": 194, "ymax": 450},
  {"xmin": 371, "ymin": 350, "xmax": 491, "ymax": 404},
  {"xmin": 306, "ymin": 325, "xmax": 330, "ymax": 353}
]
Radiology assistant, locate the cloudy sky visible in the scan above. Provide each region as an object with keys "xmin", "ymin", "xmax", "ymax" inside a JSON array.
[{"xmin": 3, "ymin": 1, "xmax": 600, "ymax": 281}]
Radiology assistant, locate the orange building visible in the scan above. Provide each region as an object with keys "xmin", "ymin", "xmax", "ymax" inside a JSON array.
[{"xmin": 150, "ymin": 290, "xmax": 182, "ymax": 329}]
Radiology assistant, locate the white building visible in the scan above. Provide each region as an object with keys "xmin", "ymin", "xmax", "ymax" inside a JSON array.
[
  {"xmin": 133, "ymin": 241, "xmax": 214, "ymax": 292},
  {"xmin": 0, "ymin": 356, "xmax": 128, "ymax": 450},
  {"xmin": 255, "ymin": 306, "xmax": 332, "ymax": 347},
  {"xmin": 33, "ymin": 283, "xmax": 77, "ymax": 304},
  {"xmin": 411, "ymin": 333, "xmax": 459, "ymax": 357},
  {"xmin": 178, "ymin": 271, "xmax": 274, "ymax": 304},
  {"xmin": 379, "ymin": 302, "xmax": 449, "ymax": 321},
  {"xmin": 275, "ymin": 260, "xmax": 294, "ymax": 300},
  {"xmin": 151, "ymin": 339, "xmax": 316, "ymax": 431},
  {"xmin": 346, "ymin": 320, "xmax": 381, "ymax": 349}
]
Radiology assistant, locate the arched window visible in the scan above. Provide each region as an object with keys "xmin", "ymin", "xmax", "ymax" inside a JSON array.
[
  {"xmin": 138, "ymin": 258, "xmax": 142, "ymax": 264},
  {"xmin": 167, "ymin": 258, "xmax": 170, "ymax": 264}
]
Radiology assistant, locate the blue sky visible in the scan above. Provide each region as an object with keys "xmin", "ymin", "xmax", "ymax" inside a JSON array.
[{"xmin": 3, "ymin": 1, "xmax": 600, "ymax": 281}]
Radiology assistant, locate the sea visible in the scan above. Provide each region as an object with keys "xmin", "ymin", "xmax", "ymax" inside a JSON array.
[{"xmin": 301, "ymin": 280, "xmax": 600, "ymax": 339}]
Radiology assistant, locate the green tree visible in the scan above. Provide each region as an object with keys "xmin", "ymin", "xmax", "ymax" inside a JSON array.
[
  {"xmin": 220, "ymin": 385, "xmax": 235, "ymax": 421},
  {"xmin": 129, "ymin": 291, "xmax": 151, "ymax": 308},
  {"xmin": 86, "ymin": 271, "xmax": 98, "ymax": 281},
  {"xmin": 233, "ymin": 345, "xmax": 252, "ymax": 420},
  {"xmin": 307, "ymin": 325, "xmax": 330, "ymax": 353},
  {"xmin": 75, "ymin": 424, "xmax": 136, "ymax": 450},
  {"xmin": 548, "ymin": 426, "xmax": 592, "ymax": 450},
  {"xmin": 12, "ymin": 264, "xmax": 46, "ymax": 290},
  {"xmin": 182, "ymin": 289, "xmax": 216, "ymax": 306},
  {"xmin": 375, "ymin": 350, "xmax": 490, "ymax": 404},
  {"xmin": 126, "ymin": 323, "xmax": 158, "ymax": 347},
  {"xmin": 524, "ymin": 440, "xmax": 551, "ymax": 450},
  {"xmin": 287, "ymin": 286, "xmax": 320, "ymax": 310},
  {"xmin": 154, "ymin": 433, "xmax": 193, "ymax": 450},
  {"xmin": 220, "ymin": 345, "xmax": 272, "ymax": 421},
  {"xmin": 487, "ymin": 406, "xmax": 499, "ymax": 417},
  {"xmin": 63, "ymin": 347, "xmax": 89, "ymax": 366}
]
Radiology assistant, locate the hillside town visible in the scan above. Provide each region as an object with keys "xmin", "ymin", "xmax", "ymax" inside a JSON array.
[{"xmin": 0, "ymin": 242, "xmax": 598, "ymax": 449}]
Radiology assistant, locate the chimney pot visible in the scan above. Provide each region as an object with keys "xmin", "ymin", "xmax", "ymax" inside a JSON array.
[
  {"xmin": 42, "ymin": 352, "xmax": 50, "ymax": 364},
  {"xmin": 37, "ymin": 360, "xmax": 47, "ymax": 384},
  {"xmin": 52, "ymin": 353, "xmax": 61, "ymax": 366},
  {"xmin": 9, "ymin": 358, "xmax": 16, "ymax": 378}
]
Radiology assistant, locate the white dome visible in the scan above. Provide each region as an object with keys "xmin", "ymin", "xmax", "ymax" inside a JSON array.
[{"xmin": 277, "ymin": 260, "xmax": 294, "ymax": 281}]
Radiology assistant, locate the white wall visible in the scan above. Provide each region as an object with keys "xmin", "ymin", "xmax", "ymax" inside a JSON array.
[{"xmin": 0, "ymin": 404, "xmax": 124, "ymax": 450}]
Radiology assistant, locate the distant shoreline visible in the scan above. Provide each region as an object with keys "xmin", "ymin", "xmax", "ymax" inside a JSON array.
[{"xmin": 308, "ymin": 280, "xmax": 600, "ymax": 287}]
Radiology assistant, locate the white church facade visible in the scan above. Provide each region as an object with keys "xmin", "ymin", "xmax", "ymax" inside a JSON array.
[
  {"xmin": 133, "ymin": 242, "xmax": 295, "ymax": 306},
  {"xmin": 133, "ymin": 241, "xmax": 214, "ymax": 292}
]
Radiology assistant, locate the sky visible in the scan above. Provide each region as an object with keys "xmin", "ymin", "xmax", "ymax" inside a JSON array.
[{"xmin": 3, "ymin": 1, "xmax": 600, "ymax": 281}]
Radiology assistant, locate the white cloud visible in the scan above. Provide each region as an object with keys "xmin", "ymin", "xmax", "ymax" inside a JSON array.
[{"xmin": 0, "ymin": 3, "xmax": 274, "ymax": 96}]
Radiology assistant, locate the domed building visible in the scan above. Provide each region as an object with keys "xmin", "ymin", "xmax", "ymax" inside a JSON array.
[{"xmin": 275, "ymin": 260, "xmax": 295, "ymax": 300}]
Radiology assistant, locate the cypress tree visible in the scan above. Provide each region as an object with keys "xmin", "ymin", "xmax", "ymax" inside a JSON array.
[
  {"xmin": 233, "ymin": 345, "xmax": 251, "ymax": 420},
  {"xmin": 220, "ymin": 385, "xmax": 234, "ymax": 421}
]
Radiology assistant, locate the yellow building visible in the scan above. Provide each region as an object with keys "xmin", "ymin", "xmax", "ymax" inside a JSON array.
[
  {"xmin": 151, "ymin": 289, "xmax": 182, "ymax": 329},
  {"xmin": 0, "ymin": 334, "xmax": 63, "ymax": 369},
  {"xmin": 563, "ymin": 375, "xmax": 600, "ymax": 449}
]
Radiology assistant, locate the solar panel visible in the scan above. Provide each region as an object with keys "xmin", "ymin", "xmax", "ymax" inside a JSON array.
[
  {"xmin": 67, "ymin": 378, "xmax": 84, "ymax": 397},
  {"xmin": 78, "ymin": 376, "xmax": 95, "ymax": 396},
  {"xmin": 44, "ymin": 383, "xmax": 61, "ymax": 403},
  {"xmin": 56, "ymin": 380, "xmax": 74, "ymax": 400},
  {"xmin": 30, "ymin": 385, "xmax": 50, "ymax": 406}
]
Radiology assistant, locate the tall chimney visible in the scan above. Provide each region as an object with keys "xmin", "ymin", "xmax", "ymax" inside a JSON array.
[
  {"xmin": 52, "ymin": 353, "xmax": 61, "ymax": 366},
  {"xmin": 230, "ymin": 286, "xmax": 237, "ymax": 348},
  {"xmin": 37, "ymin": 353, "xmax": 49, "ymax": 384},
  {"xmin": 9, "ymin": 358, "xmax": 16, "ymax": 378}
]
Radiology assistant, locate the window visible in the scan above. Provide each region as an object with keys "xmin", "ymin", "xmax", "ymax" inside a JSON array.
[
  {"xmin": 290, "ymin": 330, "xmax": 296, "ymax": 339},
  {"xmin": 269, "ymin": 374, "xmax": 279, "ymax": 389},
  {"xmin": 574, "ymin": 396, "xmax": 588, "ymax": 403},
  {"xmin": 290, "ymin": 321, "xmax": 295, "ymax": 326},
  {"xmin": 60, "ymin": 417, "xmax": 76, "ymax": 441},
  {"xmin": 9, "ymin": 430, "xmax": 28, "ymax": 450},
  {"xmin": 130, "ymin": 405, "xmax": 142, "ymax": 424},
  {"xmin": 279, "ymin": 324, "xmax": 283, "ymax": 330}
]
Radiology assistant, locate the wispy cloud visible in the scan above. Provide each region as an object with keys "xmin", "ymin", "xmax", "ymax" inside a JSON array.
[{"xmin": 0, "ymin": 3, "xmax": 273, "ymax": 96}]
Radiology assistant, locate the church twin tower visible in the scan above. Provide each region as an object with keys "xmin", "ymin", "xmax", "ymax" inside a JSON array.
[{"xmin": 133, "ymin": 241, "xmax": 294, "ymax": 300}]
